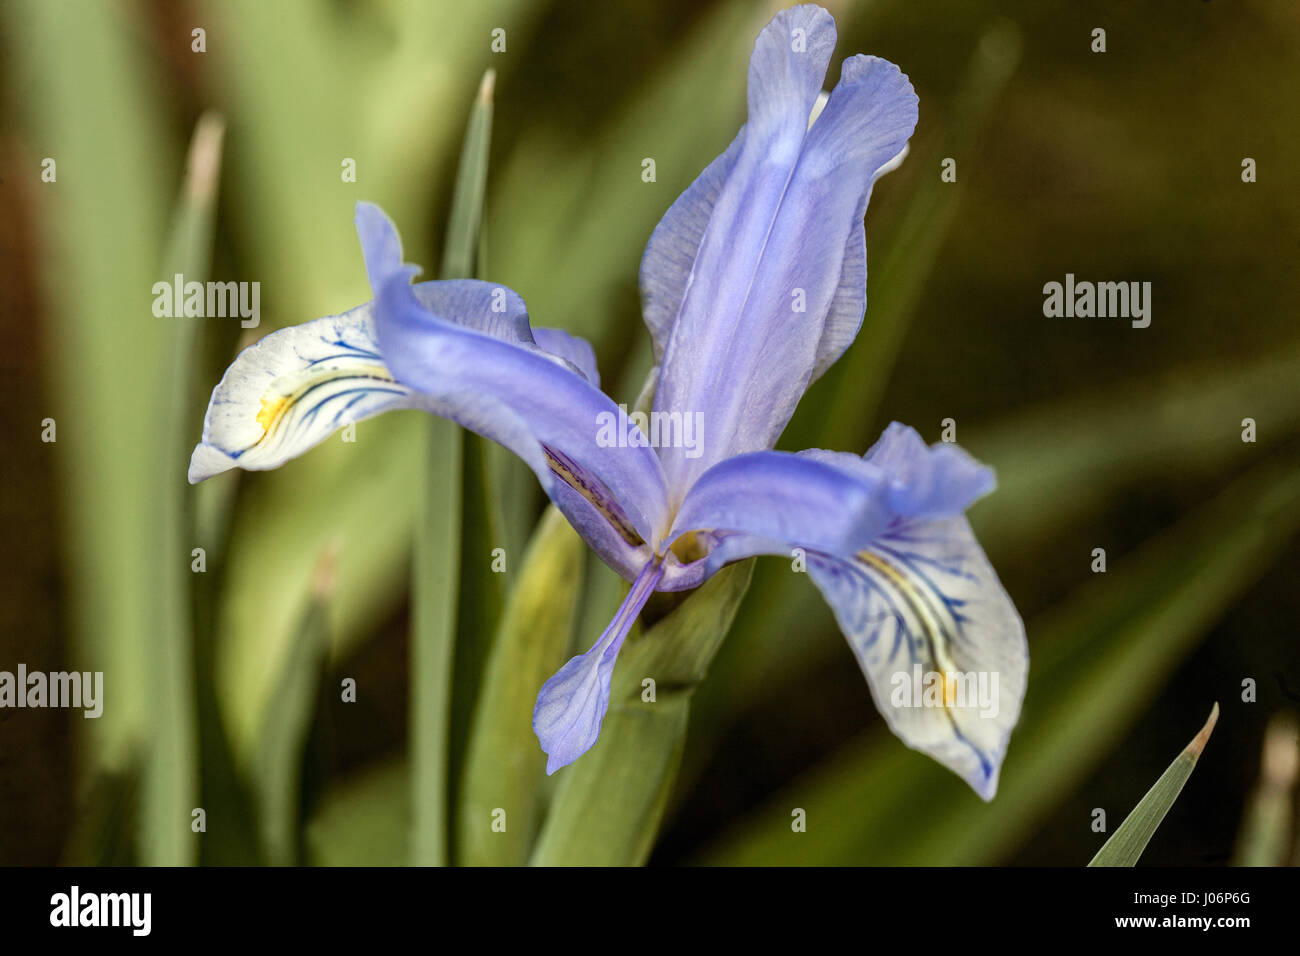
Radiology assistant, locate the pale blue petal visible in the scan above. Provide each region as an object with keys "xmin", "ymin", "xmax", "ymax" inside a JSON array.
[
  {"xmin": 188, "ymin": 302, "xmax": 419, "ymax": 483},
  {"xmin": 652, "ymin": 12, "xmax": 917, "ymax": 493},
  {"xmin": 533, "ymin": 560, "xmax": 664, "ymax": 773},
  {"xmin": 638, "ymin": 130, "xmax": 745, "ymax": 363},
  {"xmin": 745, "ymin": 4, "xmax": 837, "ymax": 144},
  {"xmin": 658, "ymin": 420, "xmax": 1022, "ymax": 797},
  {"xmin": 360, "ymin": 202, "xmax": 672, "ymax": 548},
  {"xmin": 533, "ymin": 326, "xmax": 601, "ymax": 387},
  {"xmin": 798, "ymin": 54, "xmax": 920, "ymax": 185},
  {"xmin": 808, "ymin": 189, "xmax": 868, "ymax": 382},
  {"xmin": 193, "ymin": 202, "xmax": 671, "ymax": 580},
  {"xmin": 806, "ymin": 516, "xmax": 1026, "ymax": 800},
  {"xmin": 542, "ymin": 446, "xmax": 655, "ymax": 581},
  {"xmin": 804, "ymin": 55, "xmax": 919, "ymax": 379},
  {"xmin": 185, "ymin": 292, "xmax": 598, "ymax": 504},
  {"xmin": 652, "ymin": 6, "xmax": 836, "ymax": 491},
  {"xmin": 665, "ymin": 425, "xmax": 993, "ymax": 575},
  {"xmin": 668, "ymin": 450, "xmax": 893, "ymax": 574},
  {"xmin": 410, "ymin": 278, "xmax": 534, "ymax": 346},
  {"xmin": 186, "ymin": 280, "xmax": 606, "ymax": 486},
  {"xmin": 862, "ymin": 421, "xmax": 995, "ymax": 517},
  {"xmin": 809, "ymin": 139, "xmax": 909, "ymax": 381}
]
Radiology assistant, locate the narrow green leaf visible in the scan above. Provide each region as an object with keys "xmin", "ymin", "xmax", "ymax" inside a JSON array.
[
  {"xmin": 448, "ymin": 433, "xmax": 507, "ymax": 804},
  {"xmin": 699, "ymin": 454, "xmax": 1300, "ymax": 865},
  {"xmin": 1090, "ymin": 703, "xmax": 1218, "ymax": 866},
  {"xmin": 410, "ymin": 418, "xmax": 461, "ymax": 867},
  {"xmin": 6, "ymin": 0, "xmax": 170, "ymax": 783},
  {"xmin": 190, "ymin": 472, "xmax": 264, "ymax": 866},
  {"xmin": 253, "ymin": 546, "xmax": 335, "ymax": 866},
  {"xmin": 441, "ymin": 69, "xmax": 495, "ymax": 279},
  {"xmin": 458, "ymin": 507, "xmax": 586, "ymax": 865},
  {"xmin": 446, "ymin": 74, "xmax": 510, "ymax": 830},
  {"xmin": 530, "ymin": 561, "xmax": 755, "ymax": 866},
  {"xmin": 218, "ymin": 426, "xmax": 421, "ymax": 758},
  {"xmin": 410, "ymin": 69, "xmax": 495, "ymax": 866},
  {"xmin": 142, "ymin": 112, "xmax": 226, "ymax": 867}
]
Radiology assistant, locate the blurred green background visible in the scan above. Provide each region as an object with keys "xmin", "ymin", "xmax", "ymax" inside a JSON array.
[{"xmin": 1, "ymin": 0, "xmax": 1297, "ymax": 866}]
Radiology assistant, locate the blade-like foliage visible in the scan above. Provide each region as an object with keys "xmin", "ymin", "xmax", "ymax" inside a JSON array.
[
  {"xmin": 459, "ymin": 507, "xmax": 586, "ymax": 865},
  {"xmin": 144, "ymin": 113, "xmax": 226, "ymax": 866},
  {"xmin": 254, "ymin": 548, "xmax": 335, "ymax": 866},
  {"xmin": 1089, "ymin": 704, "xmax": 1218, "ymax": 866},
  {"xmin": 411, "ymin": 70, "xmax": 496, "ymax": 866}
]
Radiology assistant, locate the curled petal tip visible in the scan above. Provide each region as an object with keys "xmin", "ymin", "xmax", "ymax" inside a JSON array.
[{"xmin": 188, "ymin": 442, "xmax": 236, "ymax": 484}]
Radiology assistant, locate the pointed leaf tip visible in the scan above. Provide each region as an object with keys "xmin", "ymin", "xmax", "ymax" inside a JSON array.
[
  {"xmin": 1088, "ymin": 702, "xmax": 1219, "ymax": 867},
  {"xmin": 185, "ymin": 111, "xmax": 225, "ymax": 205},
  {"xmin": 1186, "ymin": 701, "xmax": 1219, "ymax": 760}
]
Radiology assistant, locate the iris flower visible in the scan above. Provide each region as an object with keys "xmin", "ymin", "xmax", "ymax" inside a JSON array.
[{"xmin": 190, "ymin": 4, "xmax": 1026, "ymax": 799}]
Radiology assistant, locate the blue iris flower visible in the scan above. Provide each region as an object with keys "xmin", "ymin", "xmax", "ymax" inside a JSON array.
[{"xmin": 190, "ymin": 5, "xmax": 1026, "ymax": 799}]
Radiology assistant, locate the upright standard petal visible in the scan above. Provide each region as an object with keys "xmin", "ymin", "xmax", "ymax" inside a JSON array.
[
  {"xmin": 650, "ymin": 5, "xmax": 836, "ymax": 493},
  {"xmin": 650, "ymin": 7, "xmax": 918, "ymax": 494},
  {"xmin": 533, "ymin": 559, "xmax": 665, "ymax": 773},
  {"xmin": 638, "ymin": 131, "xmax": 744, "ymax": 364},
  {"xmin": 804, "ymin": 56, "xmax": 920, "ymax": 380}
]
